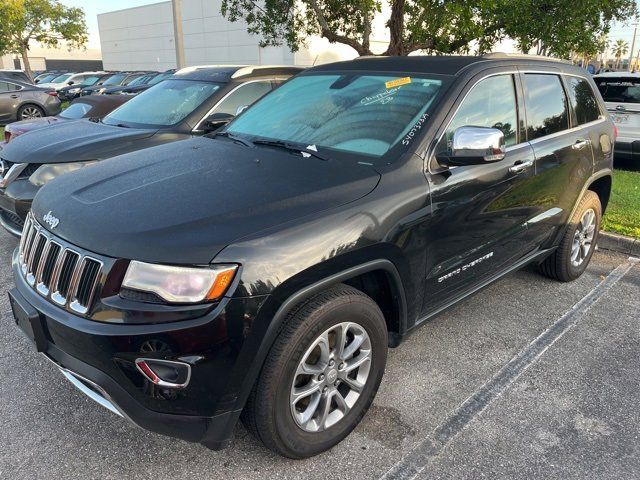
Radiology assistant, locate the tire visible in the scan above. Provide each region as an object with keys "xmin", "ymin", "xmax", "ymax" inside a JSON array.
[
  {"xmin": 17, "ymin": 104, "xmax": 44, "ymax": 121},
  {"xmin": 539, "ymin": 190, "xmax": 601, "ymax": 282},
  {"xmin": 242, "ymin": 284, "xmax": 388, "ymax": 458}
]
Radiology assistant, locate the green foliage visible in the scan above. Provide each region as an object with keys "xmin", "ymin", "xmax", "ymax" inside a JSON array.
[
  {"xmin": 219, "ymin": 0, "xmax": 637, "ymax": 57},
  {"xmin": 0, "ymin": 0, "xmax": 88, "ymax": 76}
]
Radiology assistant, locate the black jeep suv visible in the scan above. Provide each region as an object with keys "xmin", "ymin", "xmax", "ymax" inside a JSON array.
[{"xmin": 10, "ymin": 55, "xmax": 614, "ymax": 458}]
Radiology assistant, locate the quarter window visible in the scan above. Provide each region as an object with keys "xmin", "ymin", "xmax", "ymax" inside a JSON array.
[
  {"xmin": 524, "ymin": 74, "xmax": 569, "ymax": 140},
  {"xmin": 566, "ymin": 77, "xmax": 600, "ymax": 125},
  {"xmin": 0, "ymin": 81, "xmax": 19, "ymax": 92},
  {"xmin": 213, "ymin": 81, "xmax": 273, "ymax": 116},
  {"xmin": 442, "ymin": 74, "xmax": 518, "ymax": 149}
]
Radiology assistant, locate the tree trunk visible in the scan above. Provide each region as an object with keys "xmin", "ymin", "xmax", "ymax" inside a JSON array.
[
  {"xmin": 20, "ymin": 47, "xmax": 32, "ymax": 81},
  {"xmin": 385, "ymin": 0, "xmax": 406, "ymax": 56}
]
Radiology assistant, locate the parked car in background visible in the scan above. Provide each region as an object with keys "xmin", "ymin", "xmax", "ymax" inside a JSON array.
[
  {"xmin": 33, "ymin": 71, "xmax": 65, "ymax": 84},
  {"xmin": 0, "ymin": 64, "xmax": 302, "ymax": 234},
  {"xmin": 594, "ymin": 72, "xmax": 640, "ymax": 162},
  {"xmin": 58, "ymin": 73, "xmax": 114, "ymax": 102},
  {"xmin": 1, "ymin": 95, "xmax": 131, "ymax": 146},
  {"xmin": 7, "ymin": 55, "xmax": 614, "ymax": 457},
  {"xmin": 0, "ymin": 79, "xmax": 61, "ymax": 125},
  {"xmin": 38, "ymin": 72, "xmax": 105, "ymax": 91},
  {"xmin": 0, "ymin": 69, "xmax": 32, "ymax": 84},
  {"xmin": 80, "ymin": 72, "xmax": 150, "ymax": 96},
  {"xmin": 103, "ymin": 70, "xmax": 176, "ymax": 96}
]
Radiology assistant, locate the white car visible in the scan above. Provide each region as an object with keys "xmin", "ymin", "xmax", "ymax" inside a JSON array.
[
  {"xmin": 37, "ymin": 71, "xmax": 105, "ymax": 91},
  {"xmin": 594, "ymin": 72, "xmax": 640, "ymax": 162}
]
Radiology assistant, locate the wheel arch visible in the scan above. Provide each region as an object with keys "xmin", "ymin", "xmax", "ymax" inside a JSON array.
[
  {"xmin": 233, "ymin": 259, "xmax": 407, "ymax": 414},
  {"xmin": 587, "ymin": 174, "xmax": 612, "ymax": 215}
]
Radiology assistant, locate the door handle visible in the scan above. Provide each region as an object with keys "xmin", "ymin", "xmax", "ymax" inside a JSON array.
[
  {"xmin": 9, "ymin": 94, "xmax": 19, "ymax": 99},
  {"xmin": 509, "ymin": 159, "xmax": 534, "ymax": 174},
  {"xmin": 572, "ymin": 139, "xmax": 590, "ymax": 150}
]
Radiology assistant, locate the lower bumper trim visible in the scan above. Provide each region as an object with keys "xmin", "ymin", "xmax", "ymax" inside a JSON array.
[{"xmin": 59, "ymin": 365, "xmax": 125, "ymax": 418}]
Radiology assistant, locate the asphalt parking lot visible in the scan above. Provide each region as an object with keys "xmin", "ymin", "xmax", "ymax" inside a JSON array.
[{"xmin": 1, "ymin": 227, "xmax": 639, "ymax": 480}]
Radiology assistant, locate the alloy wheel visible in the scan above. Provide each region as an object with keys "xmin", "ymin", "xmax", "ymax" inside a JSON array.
[
  {"xmin": 290, "ymin": 322, "xmax": 372, "ymax": 432},
  {"xmin": 20, "ymin": 107, "xmax": 43, "ymax": 119},
  {"xmin": 571, "ymin": 208, "xmax": 596, "ymax": 267}
]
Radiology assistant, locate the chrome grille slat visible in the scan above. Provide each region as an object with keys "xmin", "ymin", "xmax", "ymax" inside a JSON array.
[{"xmin": 19, "ymin": 213, "xmax": 104, "ymax": 316}]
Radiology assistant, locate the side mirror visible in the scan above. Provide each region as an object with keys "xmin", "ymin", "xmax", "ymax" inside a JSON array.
[
  {"xmin": 202, "ymin": 112, "xmax": 234, "ymax": 133},
  {"xmin": 438, "ymin": 126, "xmax": 505, "ymax": 167},
  {"xmin": 67, "ymin": 81, "xmax": 74, "ymax": 85}
]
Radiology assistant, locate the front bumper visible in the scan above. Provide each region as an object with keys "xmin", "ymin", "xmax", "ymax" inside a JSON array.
[
  {"xmin": 0, "ymin": 178, "xmax": 35, "ymax": 237},
  {"xmin": 10, "ymin": 249, "xmax": 268, "ymax": 449}
]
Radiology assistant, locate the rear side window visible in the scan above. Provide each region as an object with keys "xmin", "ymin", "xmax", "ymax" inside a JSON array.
[
  {"xmin": 443, "ymin": 74, "xmax": 518, "ymax": 148},
  {"xmin": 595, "ymin": 77, "xmax": 640, "ymax": 104},
  {"xmin": 0, "ymin": 81, "xmax": 20, "ymax": 92},
  {"xmin": 524, "ymin": 74, "xmax": 569, "ymax": 140},
  {"xmin": 566, "ymin": 77, "xmax": 600, "ymax": 125}
]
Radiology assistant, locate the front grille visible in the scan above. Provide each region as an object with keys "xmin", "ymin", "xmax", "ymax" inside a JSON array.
[{"xmin": 19, "ymin": 214, "xmax": 104, "ymax": 315}]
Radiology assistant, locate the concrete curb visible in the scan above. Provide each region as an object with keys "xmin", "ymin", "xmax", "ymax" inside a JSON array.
[{"xmin": 598, "ymin": 231, "xmax": 640, "ymax": 257}]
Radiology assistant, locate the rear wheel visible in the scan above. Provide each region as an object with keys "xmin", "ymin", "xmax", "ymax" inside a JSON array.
[
  {"xmin": 17, "ymin": 104, "xmax": 44, "ymax": 121},
  {"xmin": 242, "ymin": 284, "xmax": 388, "ymax": 458},
  {"xmin": 539, "ymin": 190, "xmax": 601, "ymax": 282}
]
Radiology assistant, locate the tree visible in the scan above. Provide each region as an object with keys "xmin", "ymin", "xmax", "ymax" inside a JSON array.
[
  {"xmin": 0, "ymin": 0, "xmax": 88, "ymax": 79},
  {"xmin": 219, "ymin": 0, "xmax": 635, "ymax": 57},
  {"xmin": 613, "ymin": 39, "xmax": 629, "ymax": 69},
  {"xmin": 220, "ymin": 0, "xmax": 506, "ymax": 56},
  {"xmin": 503, "ymin": 0, "xmax": 635, "ymax": 59}
]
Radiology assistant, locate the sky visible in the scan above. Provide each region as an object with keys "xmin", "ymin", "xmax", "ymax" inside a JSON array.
[
  {"xmin": 62, "ymin": 0, "xmax": 640, "ymax": 56},
  {"xmin": 60, "ymin": 0, "xmax": 160, "ymax": 49}
]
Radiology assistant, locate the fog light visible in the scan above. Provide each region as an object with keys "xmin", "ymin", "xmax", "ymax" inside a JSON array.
[{"xmin": 135, "ymin": 358, "xmax": 191, "ymax": 389}]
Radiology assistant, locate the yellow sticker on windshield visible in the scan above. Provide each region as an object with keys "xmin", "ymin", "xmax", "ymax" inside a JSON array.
[{"xmin": 385, "ymin": 77, "xmax": 412, "ymax": 89}]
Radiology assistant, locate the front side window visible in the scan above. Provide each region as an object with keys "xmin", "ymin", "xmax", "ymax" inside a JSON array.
[
  {"xmin": 103, "ymin": 79, "xmax": 221, "ymax": 128},
  {"xmin": 595, "ymin": 77, "xmax": 640, "ymax": 104},
  {"xmin": 102, "ymin": 74, "xmax": 126, "ymax": 86},
  {"xmin": 524, "ymin": 74, "xmax": 569, "ymax": 140},
  {"xmin": 441, "ymin": 74, "xmax": 518, "ymax": 150},
  {"xmin": 213, "ymin": 81, "xmax": 273, "ymax": 116},
  {"xmin": 227, "ymin": 73, "xmax": 446, "ymax": 160},
  {"xmin": 566, "ymin": 77, "xmax": 600, "ymax": 125}
]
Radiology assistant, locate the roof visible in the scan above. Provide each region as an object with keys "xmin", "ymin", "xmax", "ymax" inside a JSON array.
[
  {"xmin": 174, "ymin": 65, "xmax": 304, "ymax": 82},
  {"xmin": 308, "ymin": 53, "xmax": 577, "ymax": 76}
]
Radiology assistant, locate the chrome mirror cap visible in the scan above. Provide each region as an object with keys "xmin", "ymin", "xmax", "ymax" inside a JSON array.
[{"xmin": 451, "ymin": 126, "xmax": 506, "ymax": 163}]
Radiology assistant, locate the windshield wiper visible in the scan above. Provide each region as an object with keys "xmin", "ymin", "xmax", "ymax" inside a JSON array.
[
  {"xmin": 213, "ymin": 131, "xmax": 254, "ymax": 147},
  {"xmin": 253, "ymin": 139, "xmax": 329, "ymax": 161}
]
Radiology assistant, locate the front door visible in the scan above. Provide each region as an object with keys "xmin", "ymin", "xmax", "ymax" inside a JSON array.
[
  {"xmin": 0, "ymin": 81, "xmax": 21, "ymax": 123},
  {"xmin": 423, "ymin": 72, "xmax": 538, "ymax": 314}
]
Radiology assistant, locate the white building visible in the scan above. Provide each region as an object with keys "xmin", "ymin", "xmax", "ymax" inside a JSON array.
[{"xmin": 97, "ymin": 0, "xmax": 390, "ymax": 70}]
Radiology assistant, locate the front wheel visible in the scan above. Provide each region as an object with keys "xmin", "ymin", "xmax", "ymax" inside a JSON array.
[
  {"xmin": 242, "ymin": 284, "xmax": 388, "ymax": 458},
  {"xmin": 539, "ymin": 190, "xmax": 602, "ymax": 282}
]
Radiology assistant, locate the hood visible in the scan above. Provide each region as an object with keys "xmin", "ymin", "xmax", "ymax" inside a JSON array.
[
  {"xmin": 32, "ymin": 137, "xmax": 381, "ymax": 264},
  {"xmin": 0, "ymin": 119, "xmax": 157, "ymax": 164},
  {"xmin": 6, "ymin": 116, "xmax": 63, "ymax": 136}
]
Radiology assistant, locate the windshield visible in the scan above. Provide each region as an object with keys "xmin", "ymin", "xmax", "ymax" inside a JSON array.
[
  {"xmin": 227, "ymin": 73, "xmax": 445, "ymax": 159},
  {"xmin": 148, "ymin": 72, "xmax": 173, "ymax": 85},
  {"xmin": 103, "ymin": 79, "xmax": 221, "ymax": 128},
  {"xmin": 122, "ymin": 75, "xmax": 142, "ymax": 86},
  {"xmin": 83, "ymin": 76, "xmax": 102, "ymax": 86},
  {"xmin": 128, "ymin": 75, "xmax": 151, "ymax": 86},
  {"xmin": 102, "ymin": 74, "xmax": 126, "ymax": 86},
  {"xmin": 596, "ymin": 77, "xmax": 640, "ymax": 104},
  {"xmin": 50, "ymin": 73, "xmax": 72, "ymax": 83},
  {"xmin": 59, "ymin": 102, "xmax": 92, "ymax": 119}
]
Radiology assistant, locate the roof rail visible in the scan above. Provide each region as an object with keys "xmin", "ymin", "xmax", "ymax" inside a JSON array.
[
  {"xmin": 231, "ymin": 65, "xmax": 302, "ymax": 78},
  {"xmin": 482, "ymin": 52, "xmax": 571, "ymax": 64}
]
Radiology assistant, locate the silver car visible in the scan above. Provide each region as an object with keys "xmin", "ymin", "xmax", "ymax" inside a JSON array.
[
  {"xmin": 0, "ymin": 79, "xmax": 62, "ymax": 125},
  {"xmin": 594, "ymin": 72, "xmax": 640, "ymax": 162}
]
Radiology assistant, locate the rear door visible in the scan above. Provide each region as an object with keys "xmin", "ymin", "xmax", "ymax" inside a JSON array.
[
  {"xmin": 519, "ymin": 72, "xmax": 596, "ymax": 247},
  {"xmin": 0, "ymin": 81, "xmax": 21, "ymax": 122}
]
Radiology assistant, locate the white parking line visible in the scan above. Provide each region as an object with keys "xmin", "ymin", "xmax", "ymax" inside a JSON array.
[{"xmin": 380, "ymin": 257, "xmax": 639, "ymax": 480}]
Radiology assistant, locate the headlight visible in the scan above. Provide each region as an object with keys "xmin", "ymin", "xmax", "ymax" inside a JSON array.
[
  {"xmin": 122, "ymin": 262, "xmax": 238, "ymax": 304},
  {"xmin": 29, "ymin": 161, "xmax": 97, "ymax": 187}
]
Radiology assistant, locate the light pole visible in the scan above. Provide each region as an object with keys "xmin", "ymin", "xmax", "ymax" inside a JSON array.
[
  {"xmin": 629, "ymin": 22, "xmax": 638, "ymax": 72},
  {"xmin": 171, "ymin": 0, "xmax": 186, "ymax": 69}
]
